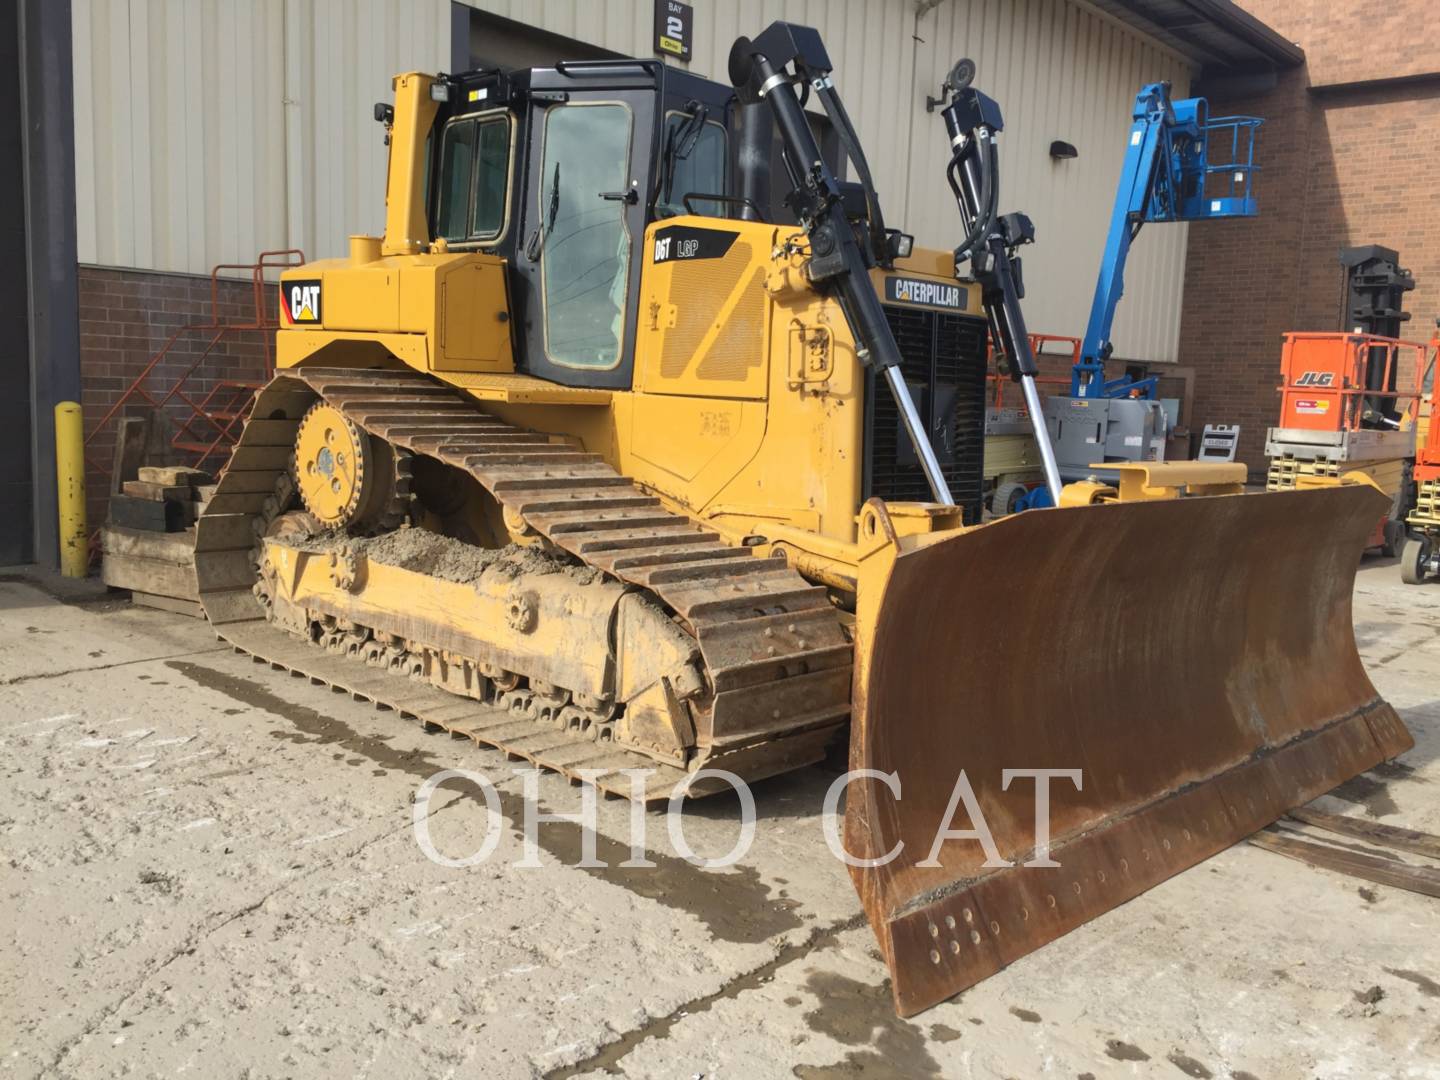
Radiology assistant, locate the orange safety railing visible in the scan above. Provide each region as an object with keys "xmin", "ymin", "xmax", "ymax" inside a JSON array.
[
  {"xmin": 84, "ymin": 250, "xmax": 305, "ymax": 482},
  {"xmin": 987, "ymin": 333, "xmax": 1080, "ymax": 409},
  {"xmin": 1275, "ymin": 332, "xmax": 1428, "ymax": 434}
]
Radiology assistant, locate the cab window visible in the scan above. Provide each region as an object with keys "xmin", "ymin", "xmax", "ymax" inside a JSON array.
[
  {"xmin": 655, "ymin": 111, "xmax": 727, "ymax": 217},
  {"xmin": 436, "ymin": 113, "xmax": 511, "ymax": 243},
  {"xmin": 538, "ymin": 102, "xmax": 634, "ymax": 370}
]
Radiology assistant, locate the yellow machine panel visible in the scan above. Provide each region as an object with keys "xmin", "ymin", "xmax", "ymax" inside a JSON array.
[
  {"xmin": 622, "ymin": 216, "xmax": 903, "ymax": 544},
  {"xmin": 628, "ymin": 396, "xmax": 760, "ymax": 487},
  {"xmin": 278, "ymin": 252, "xmax": 513, "ymax": 374},
  {"xmin": 636, "ymin": 224, "xmax": 772, "ymax": 400},
  {"xmin": 320, "ymin": 262, "xmax": 402, "ymax": 331},
  {"xmin": 434, "ymin": 259, "xmax": 512, "ymax": 371}
]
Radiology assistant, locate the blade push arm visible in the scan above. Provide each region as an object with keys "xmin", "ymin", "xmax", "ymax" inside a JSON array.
[{"xmin": 728, "ymin": 23, "xmax": 955, "ymax": 506}]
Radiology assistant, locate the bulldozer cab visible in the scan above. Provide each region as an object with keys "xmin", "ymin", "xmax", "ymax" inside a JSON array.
[{"xmin": 424, "ymin": 63, "xmax": 736, "ymax": 390}]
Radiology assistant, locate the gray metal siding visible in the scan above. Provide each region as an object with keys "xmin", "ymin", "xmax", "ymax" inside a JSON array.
[{"xmin": 72, "ymin": 0, "xmax": 1195, "ymax": 361}]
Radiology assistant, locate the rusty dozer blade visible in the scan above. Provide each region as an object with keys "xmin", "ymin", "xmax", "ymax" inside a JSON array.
[{"xmin": 846, "ymin": 484, "xmax": 1412, "ymax": 1016}]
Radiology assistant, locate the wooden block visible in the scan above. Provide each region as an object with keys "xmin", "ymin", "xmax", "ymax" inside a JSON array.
[
  {"xmin": 131, "ymin": 592, "xmax": 205, "ymax": 619},
  {"xmin": 194, "ymin": 484, "xmax": 218, "ymax": 502},
  {"xmin": 122, "ymin": 479, "xmax": 190, "ymax": 501},
  {"xmin": 107, "ymin": 494, "xmax": 187, "ymax": 532},
  {"xmin": 100, "ymin": 524, "xmax": 207, "ymax": 605},
  {"xmin": 101, "ymin": 524, "xmax": 196, "ymax": 563},
  {"xmin": 143, "ymin": 409, "xmax": 175, "ymax": 466},
  {"xmin": 101, "ymin": 552, "xmax": 199, "ymax": 600},
  {"xmin": 138, "ymin": 465, "xmax": 214, "ymax": 487},
  {"xmin": 110, "ymin": 417, "xmax": 151, "ymax": 495}
]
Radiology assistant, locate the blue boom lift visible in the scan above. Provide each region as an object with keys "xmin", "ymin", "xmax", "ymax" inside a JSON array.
[{"xmin": 1043, "ymin": 82, "xmax": 1261, "ymax": 484}]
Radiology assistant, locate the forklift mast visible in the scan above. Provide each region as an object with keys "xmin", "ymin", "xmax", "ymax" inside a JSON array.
[
  {"xmin": 1340, "ymin": 245, "xmax": 1415, "ymax": 425},
  {"xmin": 1075, "ymin": 83, "xmax": 1260, "ymax": 399}
]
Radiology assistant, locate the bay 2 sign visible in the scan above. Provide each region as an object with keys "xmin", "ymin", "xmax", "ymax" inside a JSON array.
[{"xmin": 655, "ymin": 0, "xmax": 693, "ymax": 62}]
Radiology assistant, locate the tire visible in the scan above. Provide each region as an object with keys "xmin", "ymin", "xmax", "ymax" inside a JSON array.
[
  {"xmin": 1401, "ymin": 535, "xmax": 1431, "ymax": 586},
  {"xmin": 1381, "ymin": 518, "xmax": 1405, "ymax": 558},
  {"xmin": 991, "ymin": 480, "xmax": 1030, "ymax": 517}
]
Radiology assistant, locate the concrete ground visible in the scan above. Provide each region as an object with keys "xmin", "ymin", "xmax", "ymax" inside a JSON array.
[{"xmin": 1, "ymin": 560, "xmax": 1437, "ymax": 1080}]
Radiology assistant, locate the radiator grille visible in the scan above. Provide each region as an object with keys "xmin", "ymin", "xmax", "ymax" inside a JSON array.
[{"xmin": 864, "ymin": 305, "xmax": 988, "ymax": 524}]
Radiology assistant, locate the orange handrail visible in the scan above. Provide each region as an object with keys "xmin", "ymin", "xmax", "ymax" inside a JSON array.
[
  {"xmin": 83, "ymin": 249, "xmax": 306, "ymax": 479},
  {"xmin": 987, "ymin": 333, "xmax": 1080, "ymax": 409}
]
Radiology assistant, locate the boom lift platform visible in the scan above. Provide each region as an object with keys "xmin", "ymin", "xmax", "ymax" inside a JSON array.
[{"xmin": 1045, "ymin": 83, "xmax": 1260, "ymax": 484}]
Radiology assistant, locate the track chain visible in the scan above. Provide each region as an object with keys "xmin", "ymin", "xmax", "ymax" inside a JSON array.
[{"xmin": 194, "ymin": 366, "xmax": 852, "ymax": 790}]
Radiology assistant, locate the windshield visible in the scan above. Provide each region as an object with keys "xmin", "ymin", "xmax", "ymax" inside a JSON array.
[
  {"xmin": 655, "ymin": 110, "xmax": 727, "ymax": 217},
  {"xmin": 538, "ymin": 102, "xmax": 634, "ymax": 369}
]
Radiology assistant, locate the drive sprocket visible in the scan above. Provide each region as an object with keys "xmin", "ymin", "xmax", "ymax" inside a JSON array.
[{"xmin": 293, "ymin": 401, "xmax": 408, "ymax": 533}]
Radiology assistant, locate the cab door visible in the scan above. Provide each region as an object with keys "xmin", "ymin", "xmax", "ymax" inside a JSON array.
[{"xmin": 516, "ymin": 88, "xmax": 655, "ymax": 389}]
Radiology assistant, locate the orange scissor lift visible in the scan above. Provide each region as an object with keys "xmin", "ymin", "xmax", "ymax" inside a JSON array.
[{"xmin": 1266, "ymin": 331, "xmax": 1426, "ymax": 554}]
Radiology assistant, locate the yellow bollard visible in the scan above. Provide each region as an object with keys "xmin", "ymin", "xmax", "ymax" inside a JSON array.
[{"xmin": 54, "ymin": 401, "xmax": 88, "ymax": 577}]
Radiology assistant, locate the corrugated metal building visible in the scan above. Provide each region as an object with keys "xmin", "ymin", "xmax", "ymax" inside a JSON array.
[
  {"xmin": 8, "ymin": 0, "xmax": 1302, "ymax": 565},
  {"xmin": 71, "ymin": 0, "xmax": 1196, "ymax": 360}
]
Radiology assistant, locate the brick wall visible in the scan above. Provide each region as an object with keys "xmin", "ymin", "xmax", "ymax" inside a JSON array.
[
  {"xmin": 1176, "ymin": 1, "xmax": 1440, "ymax": 472},
  {"xmin": 79, "ymin": 265, "xmax": 277, "ymax": 526},
  {"xmin": 1252, "ymin": 0, "xmax": 1440, "ymax": 89}
]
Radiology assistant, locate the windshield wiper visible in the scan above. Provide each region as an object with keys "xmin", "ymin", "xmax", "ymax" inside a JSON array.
[
  {"xmin": 547, "ymin": 161, "xmax": 561, "ymax": 233},
  {"xmin": 650, "ymin": 101, "xmax": 708, "ymax": 212},
  {"xmin": 526, "ymin": 161, "xmax": 562, "ymax": 260}
]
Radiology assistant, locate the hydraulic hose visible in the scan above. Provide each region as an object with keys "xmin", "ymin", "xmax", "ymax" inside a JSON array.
[{"xmin": 950, "ymin": 135, "xmax": 998, "ymax": 264}]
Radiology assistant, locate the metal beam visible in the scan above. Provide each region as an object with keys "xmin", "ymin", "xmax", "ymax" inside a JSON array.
[
  {"xmin": 1095, "ymin": 0, "xmax": 1305, "ymax": 70},
  {"xmin": 1178, "ymin": 0, "xmax": 1305, "ymax": 67},
  {"xmin": 19, "ymin": 0, "xmax": 82, "ymax": 570}
]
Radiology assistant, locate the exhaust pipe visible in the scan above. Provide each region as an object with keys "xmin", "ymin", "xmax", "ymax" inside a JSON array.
[{"xmin": 731, "ymin": 100, "xmax": 772, "ymax": 222}]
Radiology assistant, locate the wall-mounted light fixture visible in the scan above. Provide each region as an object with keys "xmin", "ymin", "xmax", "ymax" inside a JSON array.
[
  {"xmin": 1049, "ymin": 140, "xmax": 1078, "ymax": 160},
  {"xmin": 925, "ymin": 58, "xmax": 978, "ymax": 113}
]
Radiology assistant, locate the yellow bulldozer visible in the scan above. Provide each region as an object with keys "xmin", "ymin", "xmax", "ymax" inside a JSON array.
[{"xmin": 194, "ymin": 23, "xmax": 1411, "ymax": 1016}]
